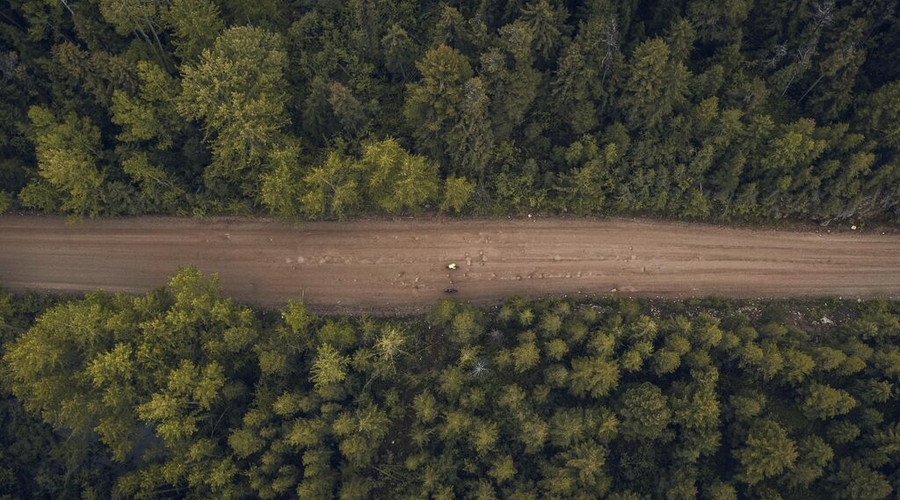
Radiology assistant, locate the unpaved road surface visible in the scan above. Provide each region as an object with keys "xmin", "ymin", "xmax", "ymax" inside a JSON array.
[{"xmin": 1, "ymin": 216, "xmax": 898, "ymax": 314}]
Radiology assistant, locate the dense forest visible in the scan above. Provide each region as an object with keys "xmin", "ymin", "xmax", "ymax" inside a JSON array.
[
  {"xmin": 1, "ymin": 269, "xmax": 899, "ymax": 499},
  {"xmin": 1, "ymin": 0, "xmax": 899, "ymax": 221}
]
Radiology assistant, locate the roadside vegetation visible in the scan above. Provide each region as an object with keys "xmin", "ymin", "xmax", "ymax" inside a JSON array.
[
  {"xmin": 2, "ymin": 269, "xmax": 899, "ymax": 499},
  {"xmin": 1, "ymin": 0, "xmax": 900, "ymax": 222}
]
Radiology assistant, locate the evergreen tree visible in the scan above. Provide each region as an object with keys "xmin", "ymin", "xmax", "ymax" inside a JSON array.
[
  {"xmin": 403, "ymin": 44, "xmax": 472, "ymax": 162},
  {"xmin": 734, "ymin": 419, "xmax": 798, "ymax": 485},
  {"xmin": 21, "ymin": 107, "xmax": 105, "ymax": 216},
  {"xmin": 178, "ymin": 26, "xmax": 289, "ymax": 196}
]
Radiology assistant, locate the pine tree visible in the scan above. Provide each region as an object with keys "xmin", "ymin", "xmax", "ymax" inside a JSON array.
[
  {"xmin": 178, "ymin": 26, "xmax": 289, "ymax": 194},
  {"xmin": 734, "ymin": 419, "xmax": 798, "ymax": 485},
  {"xmin": 403, "ymin": 44, "xmax": 472, "ymax": 162},
  {"xmin": 22, "ymin": 107, "xmax": 105, "ymax": 216}
]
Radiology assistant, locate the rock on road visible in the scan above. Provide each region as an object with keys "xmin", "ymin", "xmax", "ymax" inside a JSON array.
[{"xmin": 1, "ymin": 215, "xmax": 899, "ymax": 314}]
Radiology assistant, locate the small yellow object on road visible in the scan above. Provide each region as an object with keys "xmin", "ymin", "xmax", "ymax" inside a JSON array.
[{"xmin": 448, "ymin": 263, "xmax": 457, "ymax": 270}]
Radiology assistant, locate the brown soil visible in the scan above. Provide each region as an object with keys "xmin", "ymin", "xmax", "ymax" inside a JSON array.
[{"xmin": 1, "ymin": 215, "xmax": 898, "ymax": 314}]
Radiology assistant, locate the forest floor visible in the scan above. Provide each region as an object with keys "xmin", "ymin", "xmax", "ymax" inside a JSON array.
[{"xmin": 1, "ymin": 215, "xmax": 899, "ymax": 315}]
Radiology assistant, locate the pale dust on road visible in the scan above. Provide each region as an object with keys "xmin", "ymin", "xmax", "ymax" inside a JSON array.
[{"xmin": 1, "ymin": 215, "xmax": 898, "ymax": 314}]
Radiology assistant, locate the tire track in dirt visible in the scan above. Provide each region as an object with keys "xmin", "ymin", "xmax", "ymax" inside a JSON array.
[{"xmin": 1, "ymin": 215, "xmax": 898, "ymax": 314}]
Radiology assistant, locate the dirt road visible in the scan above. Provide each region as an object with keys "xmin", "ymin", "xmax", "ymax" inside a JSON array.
[{"xmin": 1, "ymin": 215, "xmax": 898, "ymax": 313}]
